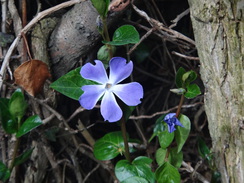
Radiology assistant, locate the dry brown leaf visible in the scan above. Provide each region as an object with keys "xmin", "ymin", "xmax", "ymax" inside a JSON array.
[
  {"xmin": 14, "ymin": 59, "xmax": 51, "ymax": 96},
  {"xmin": 109, "ymin": 0, "xmax": 131, "ymax": 12}
]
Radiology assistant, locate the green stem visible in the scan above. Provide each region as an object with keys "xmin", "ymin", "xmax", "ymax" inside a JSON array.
[
  {"xmin": 176, "ymin": 94, "xmax": 185, "ymax": 118},
  {"xmin": 101, "ymin": 17, "xmax": 113, "ymax": 59},
  {"xmin": 9, "ymin": 138, "xmax": 20, "ymax": 171},
  {"xmin": 120, "ymin": 116, "xmax": 131, "ymax": 162}
]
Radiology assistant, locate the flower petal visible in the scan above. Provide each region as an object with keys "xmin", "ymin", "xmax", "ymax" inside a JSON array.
[
  {"xmin": 80, "ymin": 60, "xmax": 108, "ymax": 84},
  {"xmin": 164, "ymin": 113, "xmax": 176, "ymax": 120},
  {"xmin": 101, "ymin": 91, "xmax": 122, "ymax": 122},
  {"xmin": 112, "ymin": 82, "xmax": 143, "ymax": 106},
  {"xmin": 168, "ymin": 124, "xmax": 176, "ymax": 133},
  {"xmin": 109, "ymin": 57, "xmax": 133, "ymax": 84},
  {"xmin": 79, "ymin": 85, "xmax": 105, "ymax": 109}
]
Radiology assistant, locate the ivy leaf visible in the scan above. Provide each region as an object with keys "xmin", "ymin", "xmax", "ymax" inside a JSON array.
[
  {"xmin": 50, "ymin": 67, "xmax": 97, "ymax": 100},
  {"xmin": 16, "ymin": 115, "xmax": 42, "ymax": 138},
  {"xmin": 175, "ymin": 67, "xmax": 186, "ymax": 88},
  {"xmin": 106, "ymin": 25, "xmax": 140, "ymax": 46},
  {"xmin": 0, "ymin": 161, "xmax": 10, "ymax": 181},
  {"xmin": 9, "ymin": 88, "xmax": 27, "ymax": 120},
  {"xmin": 90, "ymin": 0, "xmax": 110, "ymax": 17},
  {"xmin": 184, "ymin": 84, "xmax": 201, "ymax": 99},
  {"xmin": 155, "ymin": 162, "xmax": 181, "ymax": 183},
  {"xmin": 115, "ymin": 156, "xmax": 155, "ymax": 183},
  {"xmin": 93, "ymin": 131, "xmax": 127, "ymax": 160},
  {"xmin": 175, "ymin": 114, "xmax": 191, "ymax": 153},
  {"xmin": 0, "ymin": 98, "xmax": 18, "ymax": 134},
  {"xmin": 13, "ymin": 148, "xmax": 34, "ymax": 167}
]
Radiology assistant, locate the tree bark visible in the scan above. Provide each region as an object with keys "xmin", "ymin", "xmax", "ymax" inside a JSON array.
[{"xmin": 188, "ymin": 0, "xmax": 244, "ymax": 182}]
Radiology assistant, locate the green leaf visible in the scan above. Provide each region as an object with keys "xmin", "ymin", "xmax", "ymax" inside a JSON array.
[
  {"xmin": 90, "ymin": 0, "xmax": 110, "ymax": 17},
  {"xmin": 97, "ymin": 45, "xmax": 116, "ymax": 63},
  {"xmin": 13, "ymin": 148, "xmax": 34, "ymax": 167},
  {"xmin": 175, "ymin": 67, "xmax": 186, "ymax": 88},
  {"xmin": 9, "ymin": 88, "xmax": 27, "ymax": 119},
  {"xmin": 170, "ymin": 88, "xmax": 186, "ymax": 95},
  {"xmin": 155, "ymin": 148, "xmax": 167, "ymax": 166},
  {"xmin": 0, "ymin": 98, "xmax": 18, "ymax": 134},
  {"xmin": 16, "ymin": 115, "xmax": 42, "ymax": 137},
  {"xmin": 197, "ymin": 137, "xmax": 212, "ymax": 162},
  {"xmin": 149, "ymin": 115, "xmax": 166, "ymax": 142},
  {"xmin": 93, "ymin": 131, "xmax": 126, "ymax": 160},
  {"xmin": 175, "ymin": 114, "xmax": 191, "ymax": 153},
  {"xmin": 115, "ymin": 156, "xmax": 155, "ymax": 183},
  {"xmin": 122, "ymin": 176, "xmax": 148, "ymax": 183},
  {"xmin": 158, "ymin": 131, "xmax": 174, "ymax": 149},
  {"xmin": 184, "ymin": 84, "xmax": 201, "ymax": 99},
  {"xmin": 50, "ymin": 67, "xmax": 97, "ymax": 100},
  {"xmin": 182, "ymin": 70, "xmax": 197, "ymax": 86},
  {"xmin": 107, "ymin": 25, "xmax": 140, "ymax": 46},
  {"xmin": 155, "ymin": 162, "xmax": 181, "ymax": 183},
  {"xmin": 168, "ymin": 147, "xmax": 183, "ymax": 168},
  {"xmin": 0, "ymin": 161, "xmax": 10, "ymax": 181}
]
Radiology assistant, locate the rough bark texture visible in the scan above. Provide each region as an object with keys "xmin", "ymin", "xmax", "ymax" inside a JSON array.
[
  {"xmin": 188, "ymin": 0, "xmax": 244, "ymax": 182},
  {"xmin": 48, "ymin": 1, "xmax": 100, "ymax": 79}
]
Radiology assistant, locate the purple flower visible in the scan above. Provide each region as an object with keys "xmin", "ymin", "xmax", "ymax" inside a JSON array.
[
  {"xmin": 164, "ymin": 113, "xmax": 184, "ymax": 133},
  {"xmin": 79, "ymin": 57, "xmax": 143, "ymax": 122}
]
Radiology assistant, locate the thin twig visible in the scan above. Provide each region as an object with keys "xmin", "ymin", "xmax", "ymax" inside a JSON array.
[
  {"xmin": 129, "ymin": 102, "xmax": 203, "ymax": 120},
  {"xmin": 172, "ymin": 51, "xmax": 200, "ymax": 61},
  {"xmin": 169, "ymin": 8, "xmax": 190, "ymax": 29},
  {"xmin": 83, "ymin": 164, "xmax": 100, "ymax": 183},
  {"xmin": 182, "ymin": 161, "xmax": 210, "ymax": 183},
  {"xmin": 127, "ymin": 28, "xmax": 155, "ymax": 55}
]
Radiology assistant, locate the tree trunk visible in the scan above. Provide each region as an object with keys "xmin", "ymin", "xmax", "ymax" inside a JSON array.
[{"xmin": 188, "ymin": 0, "xmax": 244, "ymax": 182}]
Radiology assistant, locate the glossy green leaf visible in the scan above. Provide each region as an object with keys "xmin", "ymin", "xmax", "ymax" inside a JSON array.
[
  {"xmin": 115, "ymin": 156, "xmax": 155, "ymax": 183},
  {"xmin": 0, "ymin": 98, "xmax": 18, "ymax": 134},
  {"xmin": 155, "ymin": 162, "xmax": 180, "ymax": 183},
  {"xmin": 149, "ymin": 115, "xmax": 166, "ymax": 142},
  {"xmin": 184, "ymin": 84, "xmax": 201, "ymax": 99},
  {"xmin": 90, "ymin": 0, "xmax": 110, "ymax": 17},
  {"xmin": 93, "ymin": 131, "xmax": 126, "ymax": 160},
  {"xmin": 197, "ymin": 137, "xmax": 212, "ymax": 162},
  {"xmin": 158, "ymin": 130, "xmax": 174, "ymax": 149},
  {"xmin": 182, "ymin": 70, "xmax": 197, "ymax": 86},
  {"xmin": 9, "ymin": 88, "xmax": 27, "ymax": 119},
  {"xmin": 122, "ymin": 176, "xmax": 148, "ymax": 183},
  {"xmin": 175, "ymin": 114, "xmax": 191, "ymax": 153},
  {"xmin": 0, "ymin": 161, "xmax": 10, "ymax": 181},
  {"xmin": 50, "ymin": 67, "xmax": 97, "ymax": 100},
  {"xmin": 175, "ymin": 67, "xmax": 186, "ymax": 88},
  {"xmin": 107, "ymin": 25, "xmax": 140, "ymax": 46},
  {"xmin": 13, "ymin": 148, "xmax": 34, "ymax": 167},
  {"xmin": 156, "ymin": 148, "xmax": 167, "ymax": 166},
  {"xmin": 16, "ymin": 115, "xmax": 42, "ymax": 137},
  {"xmin": 168, "ymin": 147, "xmax": 183, "ymax": 168}
]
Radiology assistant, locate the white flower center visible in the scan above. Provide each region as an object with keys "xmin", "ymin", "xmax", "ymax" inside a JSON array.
[{"xmin": 105, "ymin": 83, "xmax": 113, "ymax": 90}]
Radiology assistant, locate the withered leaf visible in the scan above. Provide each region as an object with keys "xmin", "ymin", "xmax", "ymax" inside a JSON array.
[{"xmin": 14, "ymin": 59, "xmax": 51, "ymax": 96}]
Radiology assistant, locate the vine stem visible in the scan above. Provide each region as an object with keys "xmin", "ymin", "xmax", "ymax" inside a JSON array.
[
  {"xmin": 176, "ymin": 94, "xmax": 185, "ymax": 118},
  {"xmin": 120, "ymin": 116, "xmax": 131, "ymax": 162}
]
